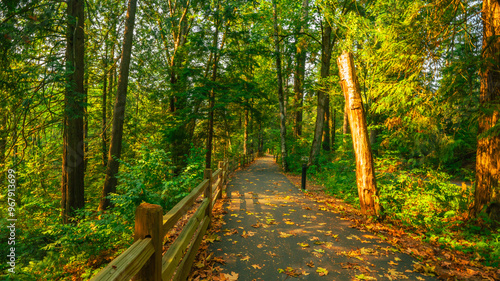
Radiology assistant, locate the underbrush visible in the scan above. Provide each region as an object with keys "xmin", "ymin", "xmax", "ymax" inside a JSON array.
[
  {"xmin": 307, "ymin": 150, "xmax": 500, "ymax": 268},
  {"xmin": 0, "ymin": 145, "xmax": 207, "ymax": 280}
]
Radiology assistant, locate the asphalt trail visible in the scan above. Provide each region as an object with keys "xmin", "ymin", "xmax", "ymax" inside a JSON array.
[{"xmin": 209, "ymin": 155, "xmax": 436, "ymax": 281}]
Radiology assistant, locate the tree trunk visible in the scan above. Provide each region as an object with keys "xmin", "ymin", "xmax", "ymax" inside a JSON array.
[
  {"xmin": 102, "ymin": 45, "xmax": 108, "ymax": 167},
  {"xmin": 343, "ymin": 103, "xmax": 349, "ymax": 135},
  {"xmin": 332, "ymin": 107, "xmax": 336, "ymax": 149},
  {"xmin": 62, "ymin": 0, "xmax": 85, "ymax": 223},
  {"xmin": 293, "ymin": 0, "xmax": 309, "ymax": 138},
  {"xmin": 83, "ymin": 65, "xmax": 89, "ymax": 173},
  {"xmin": 259, "ymin": 122, "xmax": 264, "ymax": 154},
  {"xmin": 471, "ymin": 0, "xmax": 500, "ymax": 217},
  {"xmin": 99, "ymin": 0, "xmax": 138, "ymax": 211},
  {"xmin": 273, "ymin": 0, "xmax": 288, "ymax": 172},
  {"xmin": 0, "ymin": 114, "xmax": 6, "ymax": 165},
  {"xmin": 244, "ymin": 106, "xmax": 249, "ymax": 155},
  {"xmin": 322, "ymin": 94, "xmax": 331, "ymax": 151},
  {"xmin": 309, "ymin": 22, "xmax": 333, "ymax": 166},
  {"xmin": 205, "ymin": 10, "xmax": 223, "ymax": 169},
  {"xmin": 338, "ymin": 51, "xmax": 380, "ymax": 217}
]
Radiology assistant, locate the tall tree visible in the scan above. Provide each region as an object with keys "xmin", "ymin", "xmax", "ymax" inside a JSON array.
[
  {"xmin": 244, "ymin": 104, "xmax": 249, "ymax": 154},
  {"xmin": 293, "ymin": 0, "xmax": 309, "ymax": 137},
  {"xmin": 273, "ymin": 0, "xmax": 288, "ymax": 172},
  {"xmin": 61, "ymin": 0, "xmax": 85, "ymax": 223},
  {"xmin": 99, "ymin": 0, "xmax": 138, "ymax": 211},
  {"xmin": 309, "ymin": 18, "xmax": 334, "ymax": 166},
  {"xmin": 338, "ymin": 51, "xmax": 380, "ymax": 217},
  {"xmin": 205, "ymin": 0, "xmax": 228, "ymax": 169},
  {"xmin": 470, "ymin": 0, "xmax": 500, "ymax": 217},
  {"xmin": 322, "ymin": 95, "xmax": 331, "ymax": 151}
]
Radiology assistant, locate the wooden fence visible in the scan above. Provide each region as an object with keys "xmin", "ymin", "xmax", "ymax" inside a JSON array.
[{"xmin": 91, "ymin": 153, "xmax": 257, "ymax": 281}]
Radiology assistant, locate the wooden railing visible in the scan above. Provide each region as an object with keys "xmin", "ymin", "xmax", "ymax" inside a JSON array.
[{"xmin": 91, "ymin": 153, "xmax": 257, "ymax": 281}]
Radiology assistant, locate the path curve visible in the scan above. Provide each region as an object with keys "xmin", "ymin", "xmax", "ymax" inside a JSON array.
[{"xmin": 209, "ymin": 155, "xmax": 436, "ymax": 280}]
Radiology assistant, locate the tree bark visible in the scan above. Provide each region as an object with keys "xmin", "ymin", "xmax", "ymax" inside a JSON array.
[
  {"xmin": 471, "ymin": 0, "xmax": 500, "ymax": 217},
  {"xmin": 62, "ymin": 0, "xmax": 85, "ymax": 223},
  {"xmin": 322, "ymin": 94, "xmax": 331, "ymax": 151},
  {"xmin": 101, "ymin": 44, "xmax": 108, "ymax": 167},
  {"xmin": 99, "ymin": 0, "xmax": 138, "ymax": 211},
  {"xmin": 205, "ymin": 8, "xmax": 222, "ymax": 170},
  {"xmin": 273, "ymin": 0, "xmax": 288, "ymax": 172},
  {"xmin": 338, "ymin": 51, "xmax": 380, "ymax": 217},
  {"xmin": 0, "ymin": 114, "xmax": 6, "ymax": 165},
  {"xmin": 343, "ymin": 103, "xmax": 349, "ymax": 135},
  {"xmin": 259, "ymin": 122, "xmax": 264, "ymax": 154},
  {"xmin": 332, "ymin": 107, "xmax": 336, "ymax": 148},
  {"xmin": 309, "ymin": 22, "xmax": 333, "ymax": 166},
  {"xmin": 244, "ymin": 106, "xmax": 249, "ymax": 155},
  {"xmin": 293, "ymin": 0, "xmax": 309, "ymax": 138}
]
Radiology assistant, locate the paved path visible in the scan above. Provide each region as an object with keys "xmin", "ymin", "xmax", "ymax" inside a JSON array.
[{"xmin": 210, "ymin": 155, "xmax": 436, "ymax": 280}]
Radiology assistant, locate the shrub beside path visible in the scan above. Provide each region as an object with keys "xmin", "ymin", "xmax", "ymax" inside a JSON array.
[{"xmin": 207, "ymin": 155, "xmax": 436, "ymax": 280}]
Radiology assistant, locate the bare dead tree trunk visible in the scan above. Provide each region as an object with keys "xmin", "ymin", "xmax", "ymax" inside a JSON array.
[
  {"xmin": 62, "ymin": 0, "xmax": 85, "ymax": 223},
  {"xmin": 99, "ymin": 0, "xmax": 138, "ymax": 211},
  {"xmin": 338, "ymin": 51, "xmax": 381, "ymax": 217},
  {"xmin": 471, "ymin": 0, "xmax": 500, "ymax": 217},
  {"xmin": 273, "ymin": 0, "xmax": 288, "ymax": 172}
]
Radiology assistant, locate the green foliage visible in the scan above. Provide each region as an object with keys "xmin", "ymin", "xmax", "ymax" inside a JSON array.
[
  {"xmin": 161, "ymin": 147, "xmax": 206, "ymax": 209},
  {"xmin": 110, "ymin": 144, "xmax": 206, "ymax": 222},
  {"xmin": 307, "ymin": 148, "xmax": 499, "ymax": 267},
  {"xmin": 377, "ymin": 168, "xmax": 466, "ymax": 232}
]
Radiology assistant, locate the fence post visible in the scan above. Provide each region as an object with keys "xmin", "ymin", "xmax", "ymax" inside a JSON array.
[
  {"xmin": 133, "ymin": 203, "xmax": 163, "ymax": 281},
  {"xmin": 204, "ymin": 169, "xmax": 212, "ymax": 219},
  {"xmin": 218, "ymin": 161, "xmax": 224, "ymax": 200}
]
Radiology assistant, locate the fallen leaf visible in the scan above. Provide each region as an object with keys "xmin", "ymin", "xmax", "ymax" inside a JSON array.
[
  {"xmin": 355, "ymin": 273, "xmax": 376, "ymax": 280},
  {"xmin": 316, "ymin": 267, "xmax": 328, "ymax": 276},
  {"xmin": 223, "ymin": 272, "xmax": 239, "ymax": 281},
  {"xmin": 297, "ymin": 242, "xmax": 310, "ymax": 248},
  {"xmin": 252, "ymin": 264, "xmax": 262, "ymax": 269}
]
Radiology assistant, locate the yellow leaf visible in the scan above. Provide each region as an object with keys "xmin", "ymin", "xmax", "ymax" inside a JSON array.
[
  {"xmin": 316, "ymin": 267, "xmax": 328, "ymax": 276},
  {"xmin": 224, "ymin": 272, "xmax": 239, "ymax": 281}
]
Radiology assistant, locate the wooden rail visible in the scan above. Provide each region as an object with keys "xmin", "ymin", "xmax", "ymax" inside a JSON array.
[{"xmin": 91, "ymin": 153, "xmax": 257, "ymax": 281}]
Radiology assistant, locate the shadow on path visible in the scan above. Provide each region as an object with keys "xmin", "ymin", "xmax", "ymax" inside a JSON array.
[{"xmin": 209, "ymin": 155, "xmax": 436, "ymax": 280}]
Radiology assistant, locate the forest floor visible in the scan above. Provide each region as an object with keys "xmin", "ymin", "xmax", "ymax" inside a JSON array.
[{"xmin": 187, "ymin": 155, "xmax": 498, "ymax": 280}]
